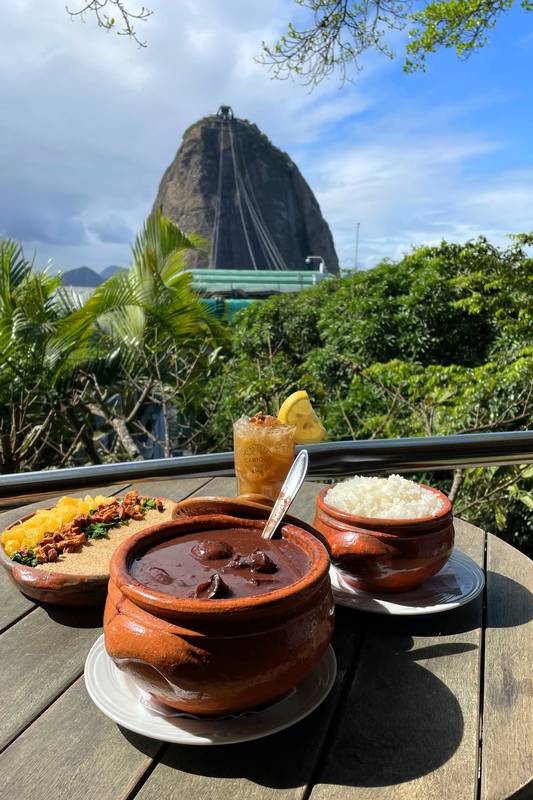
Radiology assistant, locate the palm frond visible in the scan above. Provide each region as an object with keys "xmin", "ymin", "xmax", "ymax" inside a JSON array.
[
  {"xmin": 15, "ymin": 268, "xmax": 61, "ymax": 324},
  {"xmin": 48, "ymin": 213, "xmax": 222, "ymax": 380},
  {"xmin": 0, "ymin": 239, "xmax": 33, "ymax": 313},
  {"xmin": 49, "ymin": 272, "xmax": 134, "ymax": 364},
  {"xmin": 54, "ymin": 285, "xmax": 87, "ymax": 315},
  {"xmin": 131, "ymin": 211, "xmax": 201, "ymax": 290},
  {"xmin": 96, "ymin": 304, "xmax": 146, "ymax": 347}
]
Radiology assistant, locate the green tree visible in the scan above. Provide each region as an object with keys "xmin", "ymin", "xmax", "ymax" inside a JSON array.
[
  {"xmin": 0, "ymin": 240, "xmax": 76, "ymax": 472},
  {"xmin": 200, "ymin": 235, "xmax": 533, "ymax": 554},
  {"xmin": 64, "ymin": 0, "xmax": 532, "ymax": 82},
  {"xmin": 0, "ymin": 214, "xmax": 224, "ymax": 471},
  {"xmin": 51, "ymin": 212, "xmax": 224, "ymax": 462},
  {"xmin": 259, "ymin": 0, "xmax": 533, "ymax": 84}
]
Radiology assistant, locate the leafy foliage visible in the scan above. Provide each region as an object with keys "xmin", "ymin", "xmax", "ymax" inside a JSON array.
[
  {"xmin": 66, "ymin": 0, "xmax": 153, "ymax": 47},
  {"xmin": 0, "ymin": 214, "xmax": 224, "ymax": 471},
  {"xmin": 61, "ymin": 1, "xmax": 531, "ymax": 84},
  {"xmin": 0, "ymin": 240, "xmax": 72, "ymax": 472},
  {"xmin": 259, "ymin": 0, "xmax": 533, "ymax": 85},
  {"xmin": 200, "ymin": 235, "xmax": 533, "ymax": 554}
]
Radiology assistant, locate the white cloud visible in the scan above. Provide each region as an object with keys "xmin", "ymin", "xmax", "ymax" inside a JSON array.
[
  {"xmin": 0, "ymin": 0, "xmax": 531, "ymax": 273},
  {"xmin": 0, "ymin": 0, "xmax": 371, "ymax": 269},
  {"xmin": 89, "ymin": 214, "xmax": 134, "ymax": 244},
  {"xmin": 307, "ymin": 116, "xmax": 533, "ymax": 268}
]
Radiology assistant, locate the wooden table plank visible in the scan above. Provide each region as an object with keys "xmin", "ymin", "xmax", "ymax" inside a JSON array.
[
  {"xmin": 169, "ymin": 476, "xmax": 328, "ymax": 521},
  {"xmin": 122, "ymin": 476, "xmax": 215, "ymax": 502},
  {"xmin": 0, "ymin": 613, "xmax": 360, "ymax": 800},
  {"xmin": 0, "ymin": 483, "xmax": 131, "ymax": 634},
  {"xmin": 0, "ymin": 677, "xmax": 162, "ymax": 800},
  {"xmin": 165, "ymin": 475, "xmax": 328, "ymax": 524},
  {"xmin": 0, "ymin": 570, "xmax": 35, "ymax": 634},
  {"xmin": 284, "ymin": 479, "xmax": 326, "ymax": 523},
  {"xmin": 3, "ymin": 476, "xmax": 530, "ymax": 800},
  {"xmin": 0, "ymin": 605, "xmax": 103, "ymax": 752},
  {"xmin": 481, "ymin": 533, "xmax": 533, "ymax": 800},
  {"xmin": 310, "ymin": 520, "xmax": 486, "ymax": 800},
  {"xmin": 0, "ymin": 476, "xmax": 358, "ymax": 800},
  {"xmin": 187, "ymin": 475, "xmax": 238, "ymax": 498}
]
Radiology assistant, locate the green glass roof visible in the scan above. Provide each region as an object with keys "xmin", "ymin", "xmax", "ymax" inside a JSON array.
[{"xmin": 187, "ymin": 269, "xmax": 331, "ymax": 293}]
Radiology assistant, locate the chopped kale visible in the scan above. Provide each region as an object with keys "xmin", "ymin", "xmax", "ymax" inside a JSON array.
[
  {"xmin": 85, "ymin": 520, "xmax": 117, "ymax": 539},
  {"xmin": 12, "ymin": 549, "xmax": 39, "ymax": 567}
]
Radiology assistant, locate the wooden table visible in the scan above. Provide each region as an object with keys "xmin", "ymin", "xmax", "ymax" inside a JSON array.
[{"xmin": 1, "ymin": 477, "xmax": 532, "ymax": 800}]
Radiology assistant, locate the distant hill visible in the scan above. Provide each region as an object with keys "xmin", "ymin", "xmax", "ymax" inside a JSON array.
[
  {"xmin": 59, "ymin": 265, "xmax": 128, "ymax": 287},
  {"xmin": 61, "ymin": 266, "xmax": 102, "ymax": 287},
  {"xmin": 101, "ymin": 264, "xmax": 127, "ymax": 279}
]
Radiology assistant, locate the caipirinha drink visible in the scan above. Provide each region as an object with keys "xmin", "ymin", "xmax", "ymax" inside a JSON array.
[{"xmin": 233, "ymin": 413, "xmax": 295, "ymax": 500}]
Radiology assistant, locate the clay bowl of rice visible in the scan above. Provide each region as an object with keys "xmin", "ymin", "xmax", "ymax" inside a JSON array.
[{"xmin": 313, "ymin": 475, "xmax": 454, "ymax": 593}]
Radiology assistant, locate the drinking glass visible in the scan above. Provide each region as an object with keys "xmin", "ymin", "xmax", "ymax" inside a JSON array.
[{"xmin": 233, "ymin": 415, "xmax": 296, "ymax": 501}]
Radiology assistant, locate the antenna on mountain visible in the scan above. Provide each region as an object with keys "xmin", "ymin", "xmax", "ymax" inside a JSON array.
[{"xmin": 217, "ymin": 105, "xmax": 234, "ymax": 120}]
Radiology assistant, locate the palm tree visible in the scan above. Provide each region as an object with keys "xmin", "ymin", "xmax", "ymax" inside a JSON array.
[
  {"xmin": 52, "ymin": 212, "xmax": 224, "ymax": 461},
  {"xmin": 53, "ymin": 212, "xmax": 216, "ymax": 362},
  {"xmin": 0, "ymin": 239, "xmax": 74, "ymax": 472},
  {"xmin": 1, "ymin": 214, "xmax": 224, "ymax": 470}
]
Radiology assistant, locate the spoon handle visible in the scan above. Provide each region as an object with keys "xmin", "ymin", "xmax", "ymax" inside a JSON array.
[{"xmin": 261, "ymin": 449, "xmax": 309, "ymax": 540}]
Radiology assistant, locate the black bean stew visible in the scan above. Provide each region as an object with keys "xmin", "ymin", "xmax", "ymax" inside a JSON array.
[{"xmin": 130, "ymin": 528, "xmax": 309, "ymax": 599}]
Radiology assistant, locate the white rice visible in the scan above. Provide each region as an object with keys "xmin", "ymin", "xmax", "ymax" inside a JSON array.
[{"xmin": 325, "ymin": 474, "xmax": 444, "ymax": 519}]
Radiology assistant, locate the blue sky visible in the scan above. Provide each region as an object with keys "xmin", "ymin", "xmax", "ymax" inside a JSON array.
[{"xmin": 0, "ymin": 0, "xmax": 532, "ymax": 271}]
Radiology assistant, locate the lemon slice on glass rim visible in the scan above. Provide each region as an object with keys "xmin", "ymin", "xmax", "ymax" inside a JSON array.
[{"xmin": 277, "ymin": 390, "xmax": 327, "ymax": 444}]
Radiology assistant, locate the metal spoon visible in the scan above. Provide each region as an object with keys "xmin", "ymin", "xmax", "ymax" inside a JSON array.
[{"xmin": 261, "ymin": 449, "xmax": 309, "ymax": 540}]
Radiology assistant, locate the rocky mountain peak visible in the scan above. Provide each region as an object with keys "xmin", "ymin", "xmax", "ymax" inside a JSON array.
[{"xmin": 152, "ymin": 111, "xmax": 339, "ymax": 273}]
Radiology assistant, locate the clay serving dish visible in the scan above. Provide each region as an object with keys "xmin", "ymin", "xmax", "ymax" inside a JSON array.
[
  {"xmin": 0, "ymin": 497, "xmax": 178, "ymax": 607},
  {"xmin": 313, "ymin": 484, "xmax": 454, "ymax": 593},
  {"xmin": 104, "ymin": 513, "xmax": 334, "ymax": 716}
]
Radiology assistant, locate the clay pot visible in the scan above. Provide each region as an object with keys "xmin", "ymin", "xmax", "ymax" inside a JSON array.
[
  {"xmin": 313, "ymin": 485, "xmax": 454, "ymax": 593},
  {"xmin": 104, "ymin": 513, "xmax": 334, "ymax": 716},
  {"xmin": 0, "ymin": 546, "xmax": 105, "ymax": 606}
]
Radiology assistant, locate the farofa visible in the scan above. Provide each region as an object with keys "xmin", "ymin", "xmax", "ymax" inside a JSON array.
[
  {"xmin": 36, "ymin": 506, "xmax": 176, "ymax": 577},
  {"xmin": 3, "ymin": 491, "xmax": 177, "ymax": 578}
]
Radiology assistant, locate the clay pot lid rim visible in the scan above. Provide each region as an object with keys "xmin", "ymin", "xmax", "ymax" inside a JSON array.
[
  {"xmin": 176, "ymin": 494, "xmax": 274, "ymax": 510},
  {"xmin": 317, "ymin": 483, "xmax": 452, "ymax": 526},
  {"xmin": 111, "ymin": 513, "xmax": 330, "ymax": 614},
  {"xmin": 174, "ymin": 495, "xmax": 332, "ymax": 555}
]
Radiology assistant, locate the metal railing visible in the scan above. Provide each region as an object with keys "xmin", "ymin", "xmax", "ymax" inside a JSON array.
[{"xmin": 0, "ymin": 430, "xmax": 532, "ymax": 498}]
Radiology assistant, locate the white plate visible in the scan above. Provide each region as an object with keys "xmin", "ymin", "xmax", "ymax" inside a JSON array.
[
  {"xmin": 330, "ymin": 550, "xmax": 485, "ymax": 615},
  {"xmin": 84, "ymin": 635, "xmax": 337, "ymax": 745}
]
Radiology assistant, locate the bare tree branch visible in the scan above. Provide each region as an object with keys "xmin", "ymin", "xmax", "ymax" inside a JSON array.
[
  {"xmin": 449, "ymin": 468, "xmax": 464, "ymax": 502},
  {"xmin": 66, "ymin": 0, "xmax": 153, "ymax": 47}
]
